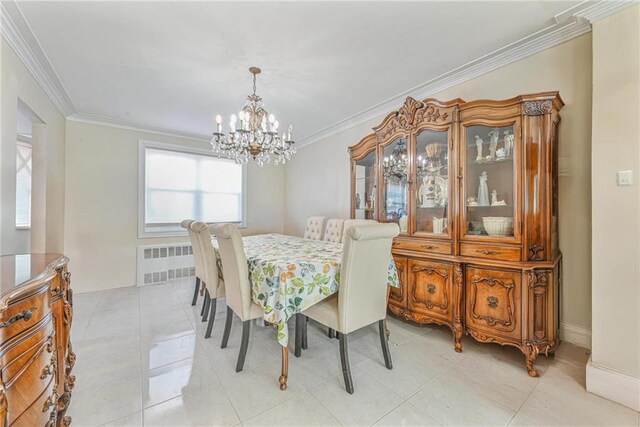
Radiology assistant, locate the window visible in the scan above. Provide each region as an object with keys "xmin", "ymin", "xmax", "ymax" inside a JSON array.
[
  {"xmin": 139, "ymin": 141, "xmax": 246, "ymax": 237},
  {"xmin": 16, "ymin": 141, "xmax": 32, "ymax": 228}
]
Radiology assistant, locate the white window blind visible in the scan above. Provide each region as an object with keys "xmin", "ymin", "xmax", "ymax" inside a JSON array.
[
  {"xmin": 143, "ymin": 145, "xmax": 245, "ymax": 235},
  {"xmin": 15, "ymin": 142, "xmax": 32, "ymax": 228}
]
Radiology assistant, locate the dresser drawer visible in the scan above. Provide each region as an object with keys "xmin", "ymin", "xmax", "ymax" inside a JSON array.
[
  {"xmin": 10, "ymin": 374, "xmax": 57, "ymax": 427},
  {"xmin": 2, "ymin": 320, "xmax": 56, "ymax": 425},
  {"xmin": 0, "ymin": 285, "xmax": 51, "ymax": 343},
  {"xmin": 460, "ymin": 243, "xmax": 521, "ymax": 261},
  {"xmin": 392, "ymin": 239, "xmax": 452, "ymax": 255}
]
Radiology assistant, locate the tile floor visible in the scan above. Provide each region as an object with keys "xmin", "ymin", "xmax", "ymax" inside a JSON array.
[{"xmin": 68, "ymin": 279, "xmax": 640, "ymax": 427}]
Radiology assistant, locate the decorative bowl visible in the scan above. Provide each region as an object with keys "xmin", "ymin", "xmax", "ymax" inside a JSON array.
[{"xmin": 482, "ymin": 217, "xmax": 514, "ymax": 236}]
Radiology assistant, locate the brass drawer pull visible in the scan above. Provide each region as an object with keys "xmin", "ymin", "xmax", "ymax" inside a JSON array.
[
  {"xmin": 0, "ymin": 307, "xmax": 37, "ymax": 328},
  {"xmin": 42, "ymin": 389, "xmax": 58, "ymax": 412},
  {"xmin": 40, "ymin": 357, "xmax": 57, "ymax": 379},
  {"xmin": 477, "ymin": 249, "xmax": 499, "ymax": 256},
  {"xmin": 487, "ymin": 296, "xmax": 499, "ymax": 308},
  {"xmin": 422, "ymin": 245, "xmax": 438, "ymax": 250},
  {"xmin": 427, "ymin": 283, "xmax": 436, "ymax": 294}
]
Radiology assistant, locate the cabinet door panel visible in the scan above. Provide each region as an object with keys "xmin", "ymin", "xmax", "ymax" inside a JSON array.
[
  {"xmin": 465, "ymin": 267, "xmax": 521, "ymax": 340},
  {"xmin": 460, "ymin": 120, "xmax": 522, "ymax": 244},
  {"xmin": 389, "ymin": 257, "xmax": 407, "ymax": 308},
  {"xmin": 408, "ymin": 260, "xmax": 454, "ymax": 322}
]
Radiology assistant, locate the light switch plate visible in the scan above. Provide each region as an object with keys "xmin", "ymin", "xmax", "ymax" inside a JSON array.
[{"xmin": 617, "ymin": 170, "xmax": 633, "ymax": 186}]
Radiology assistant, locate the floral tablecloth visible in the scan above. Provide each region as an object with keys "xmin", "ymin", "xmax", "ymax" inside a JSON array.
[{"xmin": 213, "ymin": 233, "xmax": 399, "ymax": 346}]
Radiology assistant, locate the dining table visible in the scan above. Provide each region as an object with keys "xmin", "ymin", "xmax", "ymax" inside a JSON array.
[{"xmin": 213, "ymin": 233, "xmax": 400, "ymax": 390}]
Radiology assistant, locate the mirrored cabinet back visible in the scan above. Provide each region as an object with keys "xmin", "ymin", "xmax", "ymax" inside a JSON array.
[{"xmin": 349, "ymin": 92, "xmax": 563, "ymax": 376}]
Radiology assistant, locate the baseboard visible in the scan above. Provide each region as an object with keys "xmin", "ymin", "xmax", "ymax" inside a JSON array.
[
  {"xmin": 587, "ymin": 356, "xmax": 640, "ymax": 411},
  {"xmin": 560, "ymin": 322, "xmax": 592, "ymax": 349}
]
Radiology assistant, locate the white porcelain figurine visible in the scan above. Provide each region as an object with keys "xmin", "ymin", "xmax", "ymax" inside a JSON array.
[
  {"xmin": 478, "ymin": 171, "xmax": 489, "ymax": 206},
  {"xmin": 475, "ymin": 135, "xmax": 483, "ymax": 161},
  {"xmin": 504, "ymin": 129, "xmax": 514, "ymax": 156},
  {"xmin": 488, "ymin": 128, "xmax": 500, "ymax": 159},
  {"xmin": 491, "ymin": 190, "xmax": 498, "ymax": 206}
]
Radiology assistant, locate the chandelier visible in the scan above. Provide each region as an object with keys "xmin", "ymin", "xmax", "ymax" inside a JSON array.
[
  {"xmin": 383, "ymin": 137, "xmax": 408, "ymax": 180},
  {"xmin": 211, "ymin": 67, "xmax": 295, "ymax": 166}
]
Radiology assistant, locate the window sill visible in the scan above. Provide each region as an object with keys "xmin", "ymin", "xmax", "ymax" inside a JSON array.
[
  {"xmin": 15, "ymin": 225, "xmax": 31, "ymax": 230},
  {"xmin": 138, "ymin": 222, "xmax": 246, "ymax": 239}
]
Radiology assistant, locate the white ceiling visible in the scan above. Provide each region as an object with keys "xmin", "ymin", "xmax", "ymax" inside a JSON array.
[{"xmin": 14, "ymin": 1, "xmax": 588, "ymax": 142}]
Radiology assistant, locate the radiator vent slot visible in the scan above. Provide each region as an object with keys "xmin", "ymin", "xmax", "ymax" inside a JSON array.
[{"xmin": 137, "ymin": 243, "xmax": 195, "ymax": 286}]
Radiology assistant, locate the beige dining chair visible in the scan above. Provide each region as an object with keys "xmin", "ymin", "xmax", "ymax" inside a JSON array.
[
  {"xmin": 212, "ymin": 223, "xmax": 265, "ymax": 372},
  {"xmin": 181, "ymin": 219, "xmax": 204, "ymax": 308},
  {"xmin": 191, "ymin": 221, "xmax": 226, "ymax": 339},
  {"xmin": 341, "ymin": 219, "xmax": 377, "ymax": 243},
  {"xmin": 323, "ymin": 218, "xmax": 345, "ymax": 243},
  {"xmin": 298, "ymin": 223, "xmax": 399, "ymax": 393},
  {"xmin": 303, "ymin": 216, "xmax": 326, "ymax": 240}
]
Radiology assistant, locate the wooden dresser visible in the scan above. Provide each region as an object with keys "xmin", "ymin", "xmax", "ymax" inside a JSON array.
[
  {"xmin": 0, "ymin": 254, "xmax": 74, "ymax": 426},
  {"xmin": 349, "ymin": 93, "xmax": 562, "ymax": 376}
]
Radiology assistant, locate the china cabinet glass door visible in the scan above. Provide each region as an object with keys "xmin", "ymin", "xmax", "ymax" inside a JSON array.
[
  {"xmin": 413, "ymin": 129, "xmax": 450, "ymax": 237},
  {"xmin": 463, "ymin": 123, "xmax": 519, "ymax": 240},
  {"xmin": 353, "ymin": 150, "xmax": 376, "ymax": 220},
  {"xmin": 381, "ymin": 137, "xmax": 409, "ymax": 231}
]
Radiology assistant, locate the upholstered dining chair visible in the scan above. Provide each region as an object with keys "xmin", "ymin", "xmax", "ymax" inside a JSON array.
[
  {"xmin": 298, "ymin": 223, "xmax": 399, "ymax": 393},
  {"xmin": 181, "ymin": 219, "xmax": 203, "ymax": 307},
  {"xmin": 341, "ymin": 219, "xmax": 377, "ymax": 243},
  {"xmin": 191, "ymin": 221, "xmax": 226, "ymax": 338},
  {"xmin": 303, "ymin": 216, "xmax": 326, "ymax": 240},
  {"xmin": 322, "ymin": 218, "xmax": 345, "ymax": 243},
  {"xmin": 212, "ymin": 223, "xmax": 265, "ymax": 372}
]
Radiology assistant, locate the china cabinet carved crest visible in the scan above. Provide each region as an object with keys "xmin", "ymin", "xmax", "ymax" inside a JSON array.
[{"xmin": 349, "ymin": 92, "xmax": 563, "ymax": 376}]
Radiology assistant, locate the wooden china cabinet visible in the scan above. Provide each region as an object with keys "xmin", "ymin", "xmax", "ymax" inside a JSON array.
[{"xmin": 349, "ymin": 92, "xmax": 563, "ymax": 376}]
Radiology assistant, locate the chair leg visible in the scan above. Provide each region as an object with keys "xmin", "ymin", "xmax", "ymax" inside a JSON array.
[
  {"xmin": 202, "ymin": 290, "xmax": 210, "ymax": 322},
  {"xmin": 339, "ymin": 333, "xmax": 354, "ymax": 394},
  {"xmin": 205, "ymin": 298, "xmax": 217, "ymax": 338},
  {"xmin": 221, "ymin": 307, "xmax": 233, "ymax": 349},
  {"xmin": 295, "ymin": 313, "xmax": 303, "ymax": 357},
  {"xmin": 328, "ymin": 328, "xmax": 336, "ymax": 339},
  {"xmin": 191, "ymin": 277, "xmax": 200, "ymax": 306},
  {"xmin": 200, "ymin": 286, "xmax": 208, "ymax": 316},
  {"xmin": 378, "ymin": 320, "xmax": 393, "ymax": 370},
  {"xmin": 302, "ymin": 316, "xmax": 308, "ymax": 350},
  {"xmin": 236, "ymin": 320, "xmax": 251, "ymax": 372}
]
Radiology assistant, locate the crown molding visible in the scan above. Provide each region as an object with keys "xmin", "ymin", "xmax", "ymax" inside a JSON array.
[
  {"xmin": 296, "ymin": 0, "xmax": 638, "ymax": 148},
  {"xmin": 0, "ymin": 1, "xmax": 77, "ymax": 117},
  {"xmin": 67, "ymin": 113, "xmax": 212, "ymax": 143}
]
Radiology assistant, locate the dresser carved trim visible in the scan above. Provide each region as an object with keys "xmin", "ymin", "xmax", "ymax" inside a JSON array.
[{"xmin": 0, "ymin": 254, "xmax": 74, "ymax": 426}]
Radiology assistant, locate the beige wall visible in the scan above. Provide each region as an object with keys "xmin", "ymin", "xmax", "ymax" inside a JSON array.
[
  {"xmin": 0, "ymin": 38, "xmax": 66, "ymax": 255},
  {"xmin": 590, "ymin": 5, "xmax": 639, "ymax": 380},
  {"xmin": 285, "ymin": 34, "xmax": 593, "ymax": 337},
  {"xmin": 65, "ymin": 121, "xmax": 284, "ymax": 293}
]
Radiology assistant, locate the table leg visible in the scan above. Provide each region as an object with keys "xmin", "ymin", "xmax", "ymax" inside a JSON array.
[{"xmin": 279, "ymin": 346, "xmax": 288, "ymax": 391}]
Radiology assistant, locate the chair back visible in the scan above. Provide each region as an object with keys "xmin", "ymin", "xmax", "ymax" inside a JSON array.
[
  {"xmin": 323, "ymin": 219, "xmax": 345, "ymax": 243},
  {"xmin": 181, "ymin": 219, "xmax": 203, "ymax": 280},
  {"xmin": 212, "ymin": 223, "xmax": 252, "ymax": 319},
  {"xmin": 190, "ymin": 221, "xmax": 224, "ymax": 297},
  {"xmin": 338, "ymin": 223, "xmax": 399, "ymax": 333},
  {"xmin": 341, "ymin": 219, "xmax": 377, "ymax": 243},
  {"xmin": 304, "ymin": 216, "xmax": 326, "ymax": 240}
]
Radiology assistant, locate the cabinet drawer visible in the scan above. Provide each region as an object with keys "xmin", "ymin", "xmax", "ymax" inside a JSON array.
[
  {"xmin": 392, "ymin": 239, "xmax": 452, "ymax": 255},
  {"xmin": 460, "ymin": 243, "xmax": 521, "ymax": 261},
  {"xmin": 407, "ymin": 260, "xmax": 454, "ymax": 323},
  {"xmin": 2, "ymin": 320, "xmax": 56, "ymax": 425},
  {"xmin": 465, "ymin": 267, "xmax": 521, "ymax": 341},
  {"xmin": 389, "ymin": 257, "xmax": 407, "ymax": 308},
  {"xmin": 0, "ymin": 285, "xmax": 51, "ymax": 344},
  {"xmin": 10, "ymin": 374, "xmax": 57, "ymax": 427}
]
